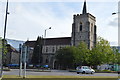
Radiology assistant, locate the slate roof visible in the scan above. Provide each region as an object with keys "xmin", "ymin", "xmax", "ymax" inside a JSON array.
[{"xmin": 25, "ymin": 37, "xmax": 71, "ymax": 47}]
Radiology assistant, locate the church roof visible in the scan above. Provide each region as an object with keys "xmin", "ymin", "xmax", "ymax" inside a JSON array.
[
  {"xmin": 44, "ymin": 37, "xmax": 71, "ymax": 45},
  {"xmin": 25, "ymin": 37, "xmax": 71, "ymax": 47}
]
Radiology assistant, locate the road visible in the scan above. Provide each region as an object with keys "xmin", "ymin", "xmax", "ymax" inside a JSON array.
[{"xmin": 3, "ymin": 69, "xmax": 118, "ymax": 77}]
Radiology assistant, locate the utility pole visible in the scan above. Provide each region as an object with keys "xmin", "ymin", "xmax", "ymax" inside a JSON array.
[
  {"xmin": 0, "ymin": 0, "xmax": 9, "ymax": 77},
  {"xmin": 44, "ymin": 27, "xmax": 51, "ymax": 67}
]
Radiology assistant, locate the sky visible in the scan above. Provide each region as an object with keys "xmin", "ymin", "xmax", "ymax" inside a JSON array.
[{"xmin": 0, "ymin": 0, "xmax": 119, "ymax": 46}]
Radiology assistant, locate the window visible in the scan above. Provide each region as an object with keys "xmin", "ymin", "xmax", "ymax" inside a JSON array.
[
  {"xmin": 80, "ymin": 23, "xmax": 82, "ymax": 31},
  {"xmin": 46, "ymin": 47, "xmax": 48, "ymax": 52},
  {"xmin": 52, "ymin": 47, "xmax": 55, "ymax": 52},
  {"xmin": 91, "ymin": 23, "xmax": 93, "ymax": 33},
  {"xmin": 80, "ymin": 36, "xmax": 81, "ymax": 38}
]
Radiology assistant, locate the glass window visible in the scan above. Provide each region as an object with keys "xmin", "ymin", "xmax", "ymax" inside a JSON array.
[
  {"xmin": 91, "ymin": 23, "xmax": 93, "ymax": 33},
  {"xmin": 80, "ymin": 23, "xmax": 82, "ymax": 31},
  {"xmin": 46, "ymin": 47, "xmax": 48, "ymax": 52},
  {"xmin": 52, "ymin": 47, "xmax": 55, "ymax": 52}
]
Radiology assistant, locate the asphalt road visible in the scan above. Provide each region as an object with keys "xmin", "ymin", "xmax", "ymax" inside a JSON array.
[{"xmin": 3, "ymin": 69, "xmax": 118, "ymax": 76}]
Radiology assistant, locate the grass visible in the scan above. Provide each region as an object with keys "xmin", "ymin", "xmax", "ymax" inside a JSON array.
[
  {"xmin": 1, "ymin": 75, "xmax": 118, "ymax": 80},
  {"xmin": 1, "ymin": 78, "xmax": 118, "ymax": 80}
]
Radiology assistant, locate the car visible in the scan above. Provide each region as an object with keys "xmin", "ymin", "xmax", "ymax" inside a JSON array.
[
  {"xmin": 28, "ymin": 64, "xmax": 33, "ymax": 67},
  {"xmin": 76, "ymin": 66, "xmax": 95, "ymax": 74}
]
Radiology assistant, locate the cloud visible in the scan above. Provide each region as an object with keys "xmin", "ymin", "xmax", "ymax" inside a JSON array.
[
  {"xmin": 0, "ymin": 1, "xmax": 118, "ymax": 46},
  {"xmin": 2, "ymin": 2, "xmax": 75, "ymax": 40},
  {"xmin": 108, "ymin": 17, "xmax": 118, "ymax": 27}
]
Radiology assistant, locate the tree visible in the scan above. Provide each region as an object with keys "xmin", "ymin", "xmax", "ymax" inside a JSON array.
[
  {"xmin": 31, "ymin": 36, "xmax": 43, "ymax": 66},
  {"xmin": 55, "ymin": 47, "xmax": 76, "ymax": 69},
  {"xmin": 111, "ymin": 47, "xmax": 120, "ymax": 64},
  {"xmin": 2, "ymin": 39, "xmax": 8, "ymax": 66},
  {"xmin": 74, "ymin": 41, "xmax": 90, "ymax": 66},
  {"xmin": 89, "ymin": 37, "xmax": 113, "ymax": 67},
  {"xmin": 0, "ymin": 37, "xmax": 2, "ymax": 66},
  {"xmin": 55, "ymin": 41, "xmax": 90, "ymax": 69}
]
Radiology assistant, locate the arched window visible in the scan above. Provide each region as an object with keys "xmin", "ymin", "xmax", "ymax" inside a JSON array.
[
  {"xmin": 80, "ymin": 22, "xmax": 82, "ymax": 31},
  {"xmin": 52, "ymin": 47, "xmax": 55, "ymax": 52},
  {"xmin": 91, "ymin": 23, "xmax": 93, "ymax": 33}
]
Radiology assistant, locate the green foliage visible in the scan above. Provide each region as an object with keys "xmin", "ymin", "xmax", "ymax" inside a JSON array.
[
  {"xmin": 111, "ymin": 47, "xmax": 120, "ymax": 64},
  {"xmin": 0, "ymin": 37, "xmax": 2, "ymax": 63},
  {"xmin": 55, "ymin": 37, "xmax": 117, "ymax": 69},
  {"xmin": 89, "ymin": 37, "xmax": 113, "ymax": 66},
  {"xmin": 2, "ymin": 39, "xmax": 8, "ymax": 65},
  {"xmin": 55, "ymin": 46, "xmax": 76, "ymax": 69},
  {"xmin": 74, "ymin": 41, "xmax": 90, "ymax": 66}
]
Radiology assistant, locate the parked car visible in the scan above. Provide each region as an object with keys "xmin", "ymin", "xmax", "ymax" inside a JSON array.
[{"xmin": 76, "ymin": 66, "xmax": 95, "ymax": 74}]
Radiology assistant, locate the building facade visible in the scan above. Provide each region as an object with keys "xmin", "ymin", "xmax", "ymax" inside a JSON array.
[
  {"xmin": 25, "ymin": 1, "xmax": 97, "ymax": 68},
  {"xmin": 6, "ymin": 44, "xmax": 20, "ymax": 65}
]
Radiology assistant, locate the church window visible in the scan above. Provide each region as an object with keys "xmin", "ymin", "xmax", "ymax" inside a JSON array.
[
  {"xmin": 91, "ymin": 23, "xmax": 93, "ymax": 33},
  {"xmin": 52, "ymin": 47, "xmax": 55, "ymax": 52},
  {"xmin": 80, "ymin": 23, "xmax": 82, "ymax": 31},
  {"xmin": 46, "ymin": 47, "xmax": 48, "ymax": 52}
]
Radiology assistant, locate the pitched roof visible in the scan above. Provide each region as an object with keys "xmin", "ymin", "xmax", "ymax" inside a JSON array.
[
  {"xmin": 45, "ymin": 37, "xmax": 71, "ymax": 45},
  {"xmin": 25, "ymin": 37, "xmax": 71, "ymax": 47},
  {"xmin": 6, "ymin": 44, "xmax": 19, "ymax": 53}
]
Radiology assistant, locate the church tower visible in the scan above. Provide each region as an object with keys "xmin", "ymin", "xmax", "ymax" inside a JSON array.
[{"xmin": 71, "ymin": 0, "xmax": 97, "ymax": 49}]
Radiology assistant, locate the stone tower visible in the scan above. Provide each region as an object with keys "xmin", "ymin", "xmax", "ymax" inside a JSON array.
[{"xmin": 71, "ymin": 0, "xmax": 97, "ymax": 49}]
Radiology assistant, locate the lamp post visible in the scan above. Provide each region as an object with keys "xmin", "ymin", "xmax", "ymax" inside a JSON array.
[
  {"xmin": 44, "ymin": 27, "xmax": 51, "ymax": 67},
  {"xmin": 112, "ymin": 12, "xmax": 120, "ymax": 46},
  {"xmin": 0, "ymin": 0, "xmax": 9, "ymax": 78},
  {"xmin": 112, "ymin": 12, "xmax": 120, "ymax": 80},
  {"xmin": 44, "ymin": 27, "xmax": 51, "ymax": 38}
]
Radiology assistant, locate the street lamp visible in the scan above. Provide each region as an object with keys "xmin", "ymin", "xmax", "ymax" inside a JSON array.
[
  {"xmin": 44, "ymin": 27, "xmax": 51, "ymax": 67},
  {"xmin": 112, "ymin": 12, "xmax": 120, "ymax": 80},
  {"xmin": 112, "ymin": 12, "xmax": 117, "ymax": 15},
  {"xmin": 112, "ymin": 12, "xmax": 120, "ymax": 46},
  {"xmin": 44, "ymin": 27, "xmax": 51, "ymax": 38},
  {"xmin": 0, "ymin": 0, "xmax": 9, "ymax": 78}
]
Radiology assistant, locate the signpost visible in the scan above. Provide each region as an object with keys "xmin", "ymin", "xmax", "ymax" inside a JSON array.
[
  {"xmin": 19, "ymin": 44, "xmax": 27, "ymax": 78},
  {"xmin": 19, "ymin": 44, "xmax": 22, "ymax": 77}
]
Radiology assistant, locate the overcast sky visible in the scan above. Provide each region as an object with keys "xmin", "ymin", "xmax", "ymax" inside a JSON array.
[{"xmin": 0, "ymin": 0, "xmax": 119, "ymax": 46}]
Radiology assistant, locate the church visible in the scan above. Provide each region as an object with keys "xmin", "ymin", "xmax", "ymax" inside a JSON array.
[{"xmin": 25, "ymin": 1, "xmax": 97, "ymax": 68}]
